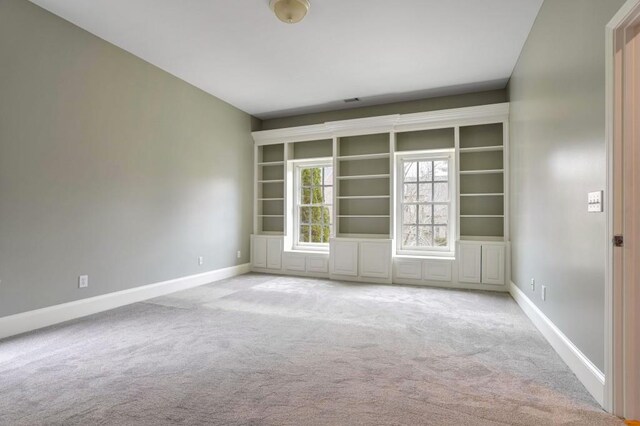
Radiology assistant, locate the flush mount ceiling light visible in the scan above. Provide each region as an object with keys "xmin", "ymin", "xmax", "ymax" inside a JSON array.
[{"xmin": 270, "ymin": 0, "xmax": 310, "ymax": 24}]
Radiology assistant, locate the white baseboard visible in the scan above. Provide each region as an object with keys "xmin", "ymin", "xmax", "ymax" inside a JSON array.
[
  {"xmin": 0, "ymin": 263, "xmax": 251, "ymax": 341},
  {"xmin": 509, "ymin": 281, "xmax": 605, "ymax": 406}
]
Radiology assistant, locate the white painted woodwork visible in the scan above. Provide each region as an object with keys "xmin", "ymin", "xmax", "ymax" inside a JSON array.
[
  {"xmin": 266, "ymin": 238, "xmax": 282, "ymax": 270},
  {"xmin": 252, "ymin": 236, "xmax": 267, "ymax": 269},
  {"xmin": 458, "ymin": 243, "xmax": 482, "ymax": 283},
  {"xmin": 481, "ymin": 245, "xmax": 505, "ymax": 285},
  {"xmin": 329, "ymin": 240, "xmax": 359, "ymax": 276},
  {"xmin": 284, "ymin": 253, "xmax": 306, "ymax": 272},
  {"xmin": 359, "ymin": 241, "xmax": 392, "ymax": 279},
  {"xmin": 424, "ymin": 260, "xmax": 453, "ymax": 282},
  {"xmin": 395, "ymin": 259, "xmax": 422, "ymax": 280},
  {"xmin": 306, "ymin": 256, "xmax": 329, "ymax": 273}
]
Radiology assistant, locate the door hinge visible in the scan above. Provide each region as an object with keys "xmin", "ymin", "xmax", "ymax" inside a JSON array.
[{"xmin": 613, "ymin": 235, "xmax": 624, "ymax": 247}]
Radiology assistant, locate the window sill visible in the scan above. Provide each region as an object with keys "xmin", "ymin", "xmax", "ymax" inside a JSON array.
[
  {"xmin": 394, "ymin": 254, "xmax": 455, "ymax": 261},
  {"xmin": 285, "ymin": 248, "xmax": 329, "ymax": 255}
]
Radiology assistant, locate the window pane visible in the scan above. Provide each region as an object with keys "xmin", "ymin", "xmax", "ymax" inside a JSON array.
[
  {"xmin": 404, "ymin": 183, "xmax": 418, "ymax": 202},
  {"xmin": 300, "ymin": 207, "xmax": 311, "ymax": 224},
  {"xmin": 434, "ymin": 205, "xmax": 448, "ymax": 225},
  {"xmin": 300, "ymin": 225, "xmax": 310, "ymax": 242},
  {"xmin": 323, "ymin": 187, "xmax": 333, "ymax": 204},
  {"xmin": 419, "ymin": 161, "xmax": 433, "ymax": 181},
  {"xmin": 323, "ymin": 206, "xmax": 332, "ymax": 224},
  {"xmin": 312, "ymin": 187, "xmax": 324, "ymax": 204},
  {"xmin": 310, "ymin": 224, "xmax": 323, "ymax": 243},
  {"xmin": 302, "ymin": 188, "xmax": 311, "ymax": 204},
  {"xmin": 301, "ymin": 169, "xmax": 312, "ymax": 186},
  {"xmin": 434, "ymin": 161, "xmax": 448, "ymax": 181},
  {"xmin": 418, "ymin": 183, "xmax": 432, "ymax": 202},
  {"xmin": 418, "ymin": 226, "xmax": 433, "ymax": 247},
  {"xmin": 404, "ymin": 161, "xmax": 417, "ymax": 182},
  {"xmin": 310, "ymin": 206, "xmax": 323, "ymax": 223},
  {"xmin": 323, "ymin": 167, "xmax": 333, "ymax": 185},
  {"xmin": 418, "ymin": 205, "xmax": 433, "ymax": 225},
  {"xmin": 322, "ymin": 226, "xmax": 331, "ymax": 243},
  {"xmin": 433, "ymin": 182, "xmax": 448, "ymax": 202},
  {"xmin": 434, "ymin": 226, "xmax": 448, "ymax": 247},
  {"xmin": 403, "ymin": 205, "xmax": 417, "ymax": 225},
  {"xmin": 402, "ymin": 225, "xmax": 417, "ymax": 247}
]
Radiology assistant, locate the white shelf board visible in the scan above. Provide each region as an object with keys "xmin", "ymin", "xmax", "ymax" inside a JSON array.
[
  {"xmin": 337, "ymin": 153, "xmax": 390, "ymax": 161},
  {"xmin": 459, "ymin": 169, "xmax": 504, "ymax": 175},
  {"xmin": 459, "ymin": 235, "xmax": 505, "ymax": 242},
  {"xmin": 257, "ymin": 161, "xmax": 285, "ymax": 166},
  {"xmin": 459, "ymin": 146, "xmax": 503, "ymax": 153},
  {"xmin": 460, "ymin": 215, "xmax": 504, "ymax": 218},
  {"xmin": 258, "ymin": 179, "xmax": 285, "ymax": 183},
  {"xmin": 337, "ymin": 174, "xmax": 390, "ymax": 180},
  {"xmin": 460, "ymin": 193, "xmax": 504, "ymax": 197},
  {"xmin": 258, "ymin": 198, "xmax": 285, "ymax": 201},
  {"xmin": 337, "ymin": 195, "xmax": 390, "ymax": 199},
  {"xmin": 258, "ymin": 215, "xmax": 284, "ymax": 218}
]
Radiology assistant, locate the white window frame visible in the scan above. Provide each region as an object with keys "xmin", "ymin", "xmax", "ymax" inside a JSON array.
[
  {"xmin": 291, "ymin": 158, "xmax": 334, "ymax": 252},
  {"xmin": 395, "ymin": 149, "xmax": 456, "ymax": 257}
]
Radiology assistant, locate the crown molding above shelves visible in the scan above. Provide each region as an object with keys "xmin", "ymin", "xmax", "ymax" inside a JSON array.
[{"xmin": 252, "ymin": 103, "xmax": 510, "ymax": 146}]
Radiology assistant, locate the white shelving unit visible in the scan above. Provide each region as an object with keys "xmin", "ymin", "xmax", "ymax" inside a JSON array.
[{"xmin": 251, "ymin": 103, "xmax": 510, "ymax": 290}]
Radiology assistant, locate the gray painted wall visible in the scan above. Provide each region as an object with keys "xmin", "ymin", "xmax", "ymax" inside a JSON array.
[
  {"xmin": 261, "ymin": 90, "xmax": 507, "ymax": 130},
  {"xmin": 0, "ymin": 0, "xmax": 257, "ymax": 317},
  {"xmin": 508, "ymin": 0, "xmax": 624, "ymax": 371}
]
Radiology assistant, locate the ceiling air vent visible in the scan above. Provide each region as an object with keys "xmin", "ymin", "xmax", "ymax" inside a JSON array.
[{"xmin": 343, "ymin": 97, "xmax": 360, "ymax": 103}]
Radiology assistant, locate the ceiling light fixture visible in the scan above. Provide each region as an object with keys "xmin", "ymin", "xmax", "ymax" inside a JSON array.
[{"xmin": 269, "ymin": 0, "xmax": 310, "ymax": 24}]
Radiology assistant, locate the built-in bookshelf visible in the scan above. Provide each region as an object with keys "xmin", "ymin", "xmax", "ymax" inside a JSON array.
[
  {"xmin": 458, "ymin": 123, "xmax": 506, "ymax": 240},
  {"xmin": 336, "ymin": 133, "xmax": 391, "ymax": 238},
  {"xmin": 251, "ymin": 105, "xmax": 509, "ymax": 245},
  {"xmin": 255, "ymin": 144, "xmax": 285, "ymax": 234}
]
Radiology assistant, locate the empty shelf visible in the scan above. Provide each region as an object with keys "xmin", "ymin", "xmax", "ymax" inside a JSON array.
[
  {"xmin": 459, "ymin": 146, "xmax": 504, "ymax": 153},
  {"xmin": 337, "ymin": 174, "xmax": 390, "ymax": 180},
  {"xmin": 460, "ymin": 193, "xmax": 504, "ymax": 197},
  {"xmin": 459, "ymin": 169, "xmax": 504, "ymax": 175},
  {"xmin": 257, "ymin": 161, "xmax": 285, "ymax": 166},
  {"xmin": 337, "ymin": 195, "xmax": 390, "ymax": 199},
  {"xmin": 337, "ymin": 153, "xmax": 390, "ymax": 161},
  {"xmin": 258, "ymin": 179, "xmax": 285, "ymax": 183}
]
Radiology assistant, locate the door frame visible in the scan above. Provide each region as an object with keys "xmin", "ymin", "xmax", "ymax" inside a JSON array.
[{"xmin": 605, "ymin": 0, "xmax": 640, "ymax": 417}]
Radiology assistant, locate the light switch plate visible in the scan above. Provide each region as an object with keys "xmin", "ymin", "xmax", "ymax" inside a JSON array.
[{"xmin": 588, "ymin": 191, "xmax": 603, "ymax": 213}]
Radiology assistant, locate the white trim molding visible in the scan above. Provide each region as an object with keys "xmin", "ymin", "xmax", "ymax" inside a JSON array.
[
  {"xmin": 252, "ymin": 103, "xmax": 510, "ymax": 146},
  {"xmin": 0, "ymin": 263, "xmax": 250, "ymax": 341},
  {"xmin": 509, "ymin": 281, "xmax": 605, "ymax": 406}
]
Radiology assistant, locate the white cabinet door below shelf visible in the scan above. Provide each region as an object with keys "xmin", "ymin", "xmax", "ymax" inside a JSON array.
[
  {"xmin": 330, "ymin": 240, "xmax": 359, "ymax": 276},
  {"xmin": 252, "ymin": 236, "xmax": 267, "ymax": 269},
  {"xmin": 284, "ymin": 253, "xmax": 305, "ymax": 272},
  {"xmin": 424, "ymin": 260, "xmax": 452, "ymax": 282},
  {"xmin": 395, "ymin": 259, "xmax": 422, "ymax": 280},
  {"xmin": 481, "ymin": 245, "xmax": 505, "ymax": 285},
  {"xmin": 307, "ymin": 256, "xmax": 329, "ymax": 273},
  {"xmin": 458, "ymin": 243, "xmax": 481, "ymax": 284},
  {"xmin": 266, "ymin": 238, "xmax": 282, "ymax": 270},
  {"xmin": 359, "ymin": 242, "xmax": 391, "ymax": 279}
]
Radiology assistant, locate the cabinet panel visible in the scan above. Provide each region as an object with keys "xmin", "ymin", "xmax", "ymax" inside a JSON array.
[
  {"xmin": 424, "ymin": 261, "xmax": 452, "ymax": 282},
  {"xmin": 330, "ymin": 240, "xmax": 359, "ymax": 276},
  {"xmin": 284, "ymin": 253, "xmax": 306, "ymax": 272},
  {"xmin": 482, "ymin": 245, "xmax": 505, "ymax": 285},
  {"xmin": 359, "ymin": 242, "xmax": 391, "ymax": 279},
  {"xmin": 458, "ymin": 243, "xmax": 481, "ymax": 283},
  {"xmin": 266, "ymin": 238, "xmax": 282, "ymax": 270},
  {"xmin": 307, "ymin": 256, "xmax": 329, "ymax": 273},
  {"xmin": 395, "ymin": 259, "xmax": 422, "ymax": 280},
  {"xmin": 252, "ymin": 236, "xmax": 267, "ymax": 269}
]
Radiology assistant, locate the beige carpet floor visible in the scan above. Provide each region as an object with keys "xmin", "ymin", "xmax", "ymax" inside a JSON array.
[{"xmin": 0, "ymin": 273, "xmax": 623, "ymax": 425}]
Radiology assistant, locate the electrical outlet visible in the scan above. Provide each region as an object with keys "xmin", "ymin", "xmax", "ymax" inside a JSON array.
[
  {"xmin": 530, "ymin": 278, "xmax": 535, "ymax": 291},
  {"xmin": 236, "ymin": 250, "xmax": 241, "ymax": 259},
  {"xmin": 588, "ymin": 191, "xmax": 603, "ymax": 213},
  {"xmin": 541, "ymin": 285, "xmax": 547, "ymax": 301},
  {"xmin": 78, "ymin": 275, "xmax": 89, "ymax": 289},
  {"xmin": 198, "ymin": 256, "xmax": 204, "ymax": 266}
]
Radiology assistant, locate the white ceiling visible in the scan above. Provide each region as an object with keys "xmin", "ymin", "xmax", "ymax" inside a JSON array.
[{"xmin": 29, "ymin": 0, "xmax": 543, "ymax": 119}]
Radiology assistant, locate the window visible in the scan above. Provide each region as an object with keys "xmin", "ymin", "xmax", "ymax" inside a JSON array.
[
  {"xmin": 294, "ymin": 162, "xmax": 333, "ymax": 249},
  {"xmin": 397, "ymin": 151, "xmax": 455, "ymax": 255}
]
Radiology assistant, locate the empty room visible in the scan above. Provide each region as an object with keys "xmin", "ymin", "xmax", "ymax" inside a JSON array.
[{"xmin": 1, "ymin": 0, "xmax": 639, "ymax": 424}]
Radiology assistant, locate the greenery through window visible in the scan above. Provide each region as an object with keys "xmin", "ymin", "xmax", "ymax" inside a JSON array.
[
  {"xmin": 297, "ymin": 165, "xmax": 333, "ymax": 245},
  {"xmin": 400, "ymin": 157, "xmax": 451, "ymax": 251}
]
